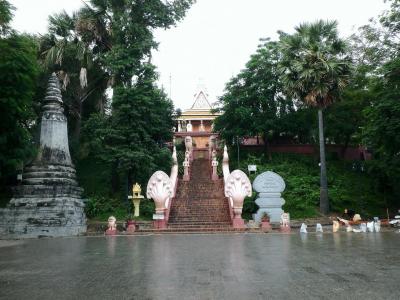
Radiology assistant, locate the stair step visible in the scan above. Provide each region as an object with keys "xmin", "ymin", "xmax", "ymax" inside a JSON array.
[
  {"xmin": 167, "ymin": 156, "xmax": 231, "ymax": 231},
  {"xmin": 138, "ymin": 227, "xmax": 247, "ymax": 233}
]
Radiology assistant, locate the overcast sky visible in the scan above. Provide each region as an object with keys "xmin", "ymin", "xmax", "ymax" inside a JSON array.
[{"xmin": 10, "ymin": 0, "xmax": 388, "ymax": 110}]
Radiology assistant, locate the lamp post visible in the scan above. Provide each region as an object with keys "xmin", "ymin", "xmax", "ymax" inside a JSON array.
[{"xmin": 128, "ymin": 183, "xmax": 145, "ymax": 217}]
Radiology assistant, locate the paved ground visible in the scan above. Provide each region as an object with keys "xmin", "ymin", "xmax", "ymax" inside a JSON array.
[{"xmin": 0, "ymin": 232, "xmax": 399, "ymax": 300}]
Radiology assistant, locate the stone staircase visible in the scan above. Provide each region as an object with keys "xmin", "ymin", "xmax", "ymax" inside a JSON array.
[{"xmin": 163, "ymin": 154, "xmax": 240, "ymax": 232}]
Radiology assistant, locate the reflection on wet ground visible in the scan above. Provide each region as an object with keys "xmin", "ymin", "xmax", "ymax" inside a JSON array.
[{"xmin": 0, "ymin": 233, "xmax": 399, "ymax": 299}]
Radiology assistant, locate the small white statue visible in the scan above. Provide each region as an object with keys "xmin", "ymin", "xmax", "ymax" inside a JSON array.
[
  {"xmin": 316, "ymin": 223, "xmax": 323, "ymax": 233},
  {"xmin": 332, "ymin": 220, "xmax": 340, "ymax": 232},
  {"xmin": 224, "ymin": 170, "xmax": 252, "ymax": 219},
  {"xmin": 360, "ymin": 223, "xmax": 367, "ymax": 232},
  {"xmin": 367, "ymin": 221, "xmax": 374, "ymax": 232},
  {"xmin": 300, "ymin": 223, "xmax": 307, "ymax": 233},
  {"xmin": 346, "ymin": 225, "xmax": 353, "ymax": 232},
  {"xmin": 374, "ymin": 220, "xmax": 381, "ymax": 232},
  {"xmin": 353, "ymin": 214, "xmax": 362, "ymax": 222},
  {"xmin": 107, "ymin": 216, "xmax": 117, "ymax": 231},
  {"xmin": 280, "ymin": 212, "xmax": 290, "ymax": 227},
  {"xmin": 146, "ymin": 171, "xmax": 173, "ymax": 214}
]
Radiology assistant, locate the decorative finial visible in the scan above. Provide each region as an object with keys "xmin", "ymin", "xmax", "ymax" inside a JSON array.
[{"xmin": 43, "ymin": 73, "xmax": 63, "ymax": 111}]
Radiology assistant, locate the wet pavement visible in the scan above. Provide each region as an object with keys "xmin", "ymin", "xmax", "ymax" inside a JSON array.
[{"xmin": 0, "ymin": 232, "xmax": 399, "ymax": 300}]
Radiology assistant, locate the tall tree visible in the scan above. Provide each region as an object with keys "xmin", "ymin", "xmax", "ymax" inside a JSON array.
[
  {"xmin": 0, "ymin": 0, "xmax": 13, "ymax": 36},
  {"xmin": 355, "ymin": 0, "xmax": 400, "ymax": 208},
  {"xmin": 214, "ymin": 40, "xmax": 299, "ymax": 154},
  {"xmin": 38, "ymin": 11, "xmax": 109, "ymax": 146},
  {"xmin": 0, "ymin": 1, "xmax": 39, "ymax": 202},
  {"xmin": 279, "ymin": 20, "xmax": 352, "ymax": 214},
  {"xmin": 362, "ymin": 58, "xmax": 400, "ymax": 207},
  {"xmin": 80, "ymin": 0, "xmax": 193, "ymax": 191}
]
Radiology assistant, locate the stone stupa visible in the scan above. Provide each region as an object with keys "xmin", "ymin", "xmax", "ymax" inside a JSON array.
[{"xmin": 0, "ymin": 73, "xmax": 87, "ymax": 238}]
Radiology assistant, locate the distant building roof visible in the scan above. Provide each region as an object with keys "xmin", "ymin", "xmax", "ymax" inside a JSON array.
[
  {"xmin": 191, "ymin": 82, "xmax": 212, "ymax": 110},
  {"xmin": 177, "ymin": 81, "xmax": 221, "ymax": 121}
]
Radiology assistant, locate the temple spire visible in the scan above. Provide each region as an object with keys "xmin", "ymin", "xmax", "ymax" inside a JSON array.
[
  {"xmin": 36, "ymin": 73, "xmax": 71, "ymax": 166},
  {"xmin": 42, "ymin": 73, "xmax": 64, "ymax": 112}
]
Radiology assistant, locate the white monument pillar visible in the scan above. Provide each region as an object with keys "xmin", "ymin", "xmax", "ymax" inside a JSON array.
[
  {"xmin": 186, "ymin": 120, "xmax": 193, "ymax": 132},
  {"xmin": 200, "ymin": 120, "xmax": 205, "ymax": 132}
]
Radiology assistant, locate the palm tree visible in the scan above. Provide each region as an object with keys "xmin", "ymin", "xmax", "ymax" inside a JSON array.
[
  {"xmin": 39, "ymin": 10, "xmax": 109, "ymax": 141},
  {"xmin": 279, "ymin": 20, "xmax": 352, "ymax": 214}
]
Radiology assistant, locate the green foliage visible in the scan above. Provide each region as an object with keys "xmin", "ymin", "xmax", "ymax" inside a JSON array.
[
  {"xmin": 230, "ymin": 150, "xmax": 385, "ymax": 219},
  {"xmin": 361, "ymin": 59, "xmax": 400, "ymax": 208},
  {"xmin": 79, "ymin": 0, "xmax": 193, "ymax": 192},
  {"xmin": 85, "ymin": 196, "xmax": 155, "ymax": 221},
  {"xmin": 38, "ymin": 9, "xmax": 109, "ymax": 150},
  {"xmin": 349, "ymin": 1, "xmax": 400, "ymax": 209},
  {"xmin": 278, "ymin": 20, "xmax": 352, "ymax": 108},
  {"xmin": 102, "ymin": 66, "xmax": 174, "ymax": 183},
  {"xmin": 0, "ymin": 34, "xmax": 39, "ymax": 177},
  {"xmin": 66, "ymin": 0, "xmax": 194, "ymax": 218},
  {"xmin": 214, "ymin": 40, "xmax": 301, "ymax": 144},
  {"xmin": 324, "ymin": 88, "xmax": 368, "ymax": 147},
  {"xmin": 0, "ymin": 0, "xmax": 14, "ymax": 36}
]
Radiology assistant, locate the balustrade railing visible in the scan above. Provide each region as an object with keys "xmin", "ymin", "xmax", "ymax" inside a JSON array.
[
  {"xmin": 221, "ymin": 145, "xmax": 252, "ymax": 228},
  {"xmin": 183, "ymin": 136, "xmax": 192, "ymax": 181},
  {"xmin": 146, "ymin": 144, "xmax": 179, "ymax": 229}
]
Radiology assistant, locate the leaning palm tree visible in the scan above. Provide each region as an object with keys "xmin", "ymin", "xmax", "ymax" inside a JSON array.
[
  {"xmin": 279, "ymin": 20, "xmax": 352, "ymax": 214},
  {"xmin": 39, "ymin": 10, "xmax": 109, "ymax": 141}
]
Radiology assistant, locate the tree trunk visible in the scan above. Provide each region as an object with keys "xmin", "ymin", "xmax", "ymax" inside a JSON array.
[{"xmin": 318, "ymin": 109, "xmax": 329, "ymax": 214}]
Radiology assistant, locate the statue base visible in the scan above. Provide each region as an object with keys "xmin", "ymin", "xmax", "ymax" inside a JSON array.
[
  {"xmin": 153, "ymin": 219, "xmax": 167, "ymax": 229},
  {"xmin": 105, "ymin": 229, "xmax": 117, "ymax": 235},
  {"xmin": 232, "ymin": 218, "xmax": 245, "ymax": 229},
  {"xmin": 0, "ymin": 168, "xmax": 87, "ymax": 239},
  {"xmin": 261, "ymin": 221, "xmax": 272, "ymax": 232},
  {"xmin": 126, "ymin": 223, "xmax": 136, "ymax": 233},
  {"xmin": 280, "ymin": 225, "xmax": 291, "ymax": 233}
]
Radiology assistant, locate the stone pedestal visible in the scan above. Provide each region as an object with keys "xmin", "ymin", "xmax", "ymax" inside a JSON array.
[
  {"xmin": 132, "ymin": 199, "xmax": 141, "ymax": 217},
  {"xmin": 211, "ymin": 165, "xmax": 218, "ymax": 181},
  {"xmin": 261, "ymin": 221, "xmax": 272, "ymax": 232},
  {"xmin": 0, "ymin": 74, "xmax": 86, "ymax": 238},
  {"xmin": 105, "ymin": 229, "xmax": 117, "ymax": 235},
  {"xmin": 280, "ymin": 225, "xmax": 291, "ymax": 233},
  {"xmin": 183, "ymin": 161, "xmax": 190, "ymax": 181},
  {"xmin": 253, "ymin": 171, "xmax": 286, "ymax": 223},
  {"xmin": 126, "ymin": 222, "xmax": 136, "ymax": 233},
  {"xmin": 153, "ymin": 219, "xmax": 167, "ymax": 229},
  {"xmin": 232, "ymin": 218, "xmax": 245, "ymax": 229}
]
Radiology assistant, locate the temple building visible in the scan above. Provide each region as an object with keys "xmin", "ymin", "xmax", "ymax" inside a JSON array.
[{"xmin": 175, "ymin": 84, "xmax": 221, "ymax": 148}]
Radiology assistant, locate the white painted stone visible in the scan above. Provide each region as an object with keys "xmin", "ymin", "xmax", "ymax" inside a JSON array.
[
  {"xmin": 146, "ymin": 171, "xmax": 172, "ymax": 216},
  {"xmin": 224, "ymin": 170, "xmax": 252, "ymax": 218},
  {"xmin": 300, "ymin": 223, "xmax": 308, "ymax": 233},
  {"xmin": 253, "ymin": 171, "xmax": 286, "ymax": 223},
  {"xmin": 367, "ymin": 221, "xmax": 374, "ymax": 232},
  {"xmin": 360, "ymin": 223, "xmax": 367, "ymax": 232},
  {"xmin": 374, "ymin": 221, "xmax": 381, "ymax": 232},
  {"xmin": 253, "ymin": 171, "xmax": 285, "ymax": 193}
]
